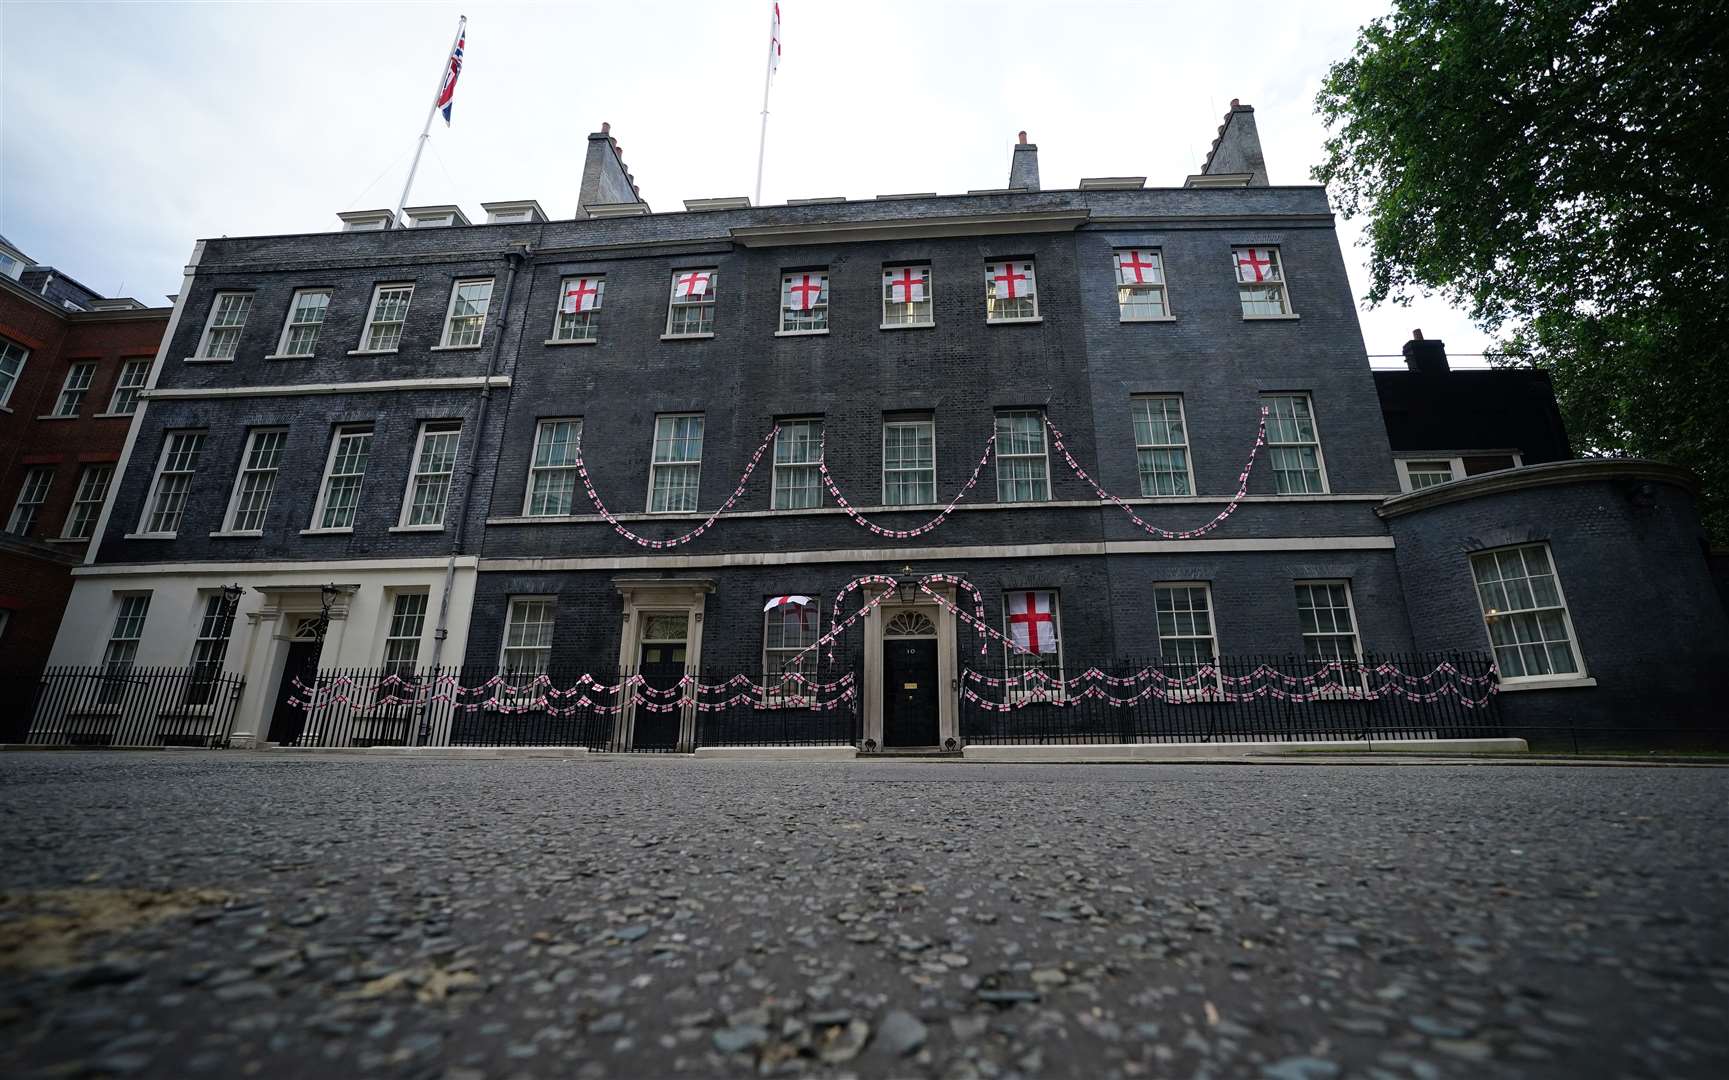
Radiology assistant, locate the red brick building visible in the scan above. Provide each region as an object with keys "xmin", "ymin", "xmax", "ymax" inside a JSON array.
[{"xmin": 0, "ymin": 234, "xmax": 169, "ymax": 687}]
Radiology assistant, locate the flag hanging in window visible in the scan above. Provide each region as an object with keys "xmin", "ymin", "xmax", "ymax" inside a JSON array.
[
  {"xmin": 1006, "ymin": 591, "xmax": 1058, "ymax": 655},
  {"xmin": 763, "ymin": 594, "xmax": 813, "ymax": 612}
]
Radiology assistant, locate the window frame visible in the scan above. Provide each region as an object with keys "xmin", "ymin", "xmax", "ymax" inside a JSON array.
[
  {"xmin": 881, "ymin": 264, "xmax": 934, "ymax": 328},
  {"xmin": 0, "ymin": 335, "xmax": 28, "ymax": 408},
  {"xmin": 646, "ymin": 413, "xmax": 705, "ymax": 514},
  {"xmin": 274, "ymin": 287, "xmax": 333, "ymax": 357},
  {"xmin": 1131, "ymin": 394, "xmax": 1195, "ymax": 497},
  {"xmin": 105, "ymin": 359, "xmax": 151, "ymax": 416},
  {"xmin": 185, "ymin": 592, "xmax": 237, "ymax": 708},
  {"xmin": 499, "ymin": 595, "xmax": 557, "ymax": 675},
  {"xmin": 381, "ymin": 590, "xmax": 431, "ymax": 675},
  {"xmin": 1114, "ymin": 248, "xmax": 1172, "ymax": 321},
  {"xmin": 358, "ymin": 283, "xmax": 414, "ymax": 353},
  {"xmin": 1294, "ymin": 580, "xmax": 1364, "ymax": 696},
  {"xmin": 1152, "ymin": 582, "xmax": 1220, "ymax": 698},
  {"xmin": 99, "ymin": 593, "xmax": 151, "ymax": 706},
  {"xmin": 994, "ymin": 409, "xmax": 1051, "ymax": 503},
  {"xmin": 1394, "ymin": 453, "xmax": 1525, "ymax": 492},
  {"xmin": 984, "ymin": 259, "xmax": 1040, "ymax": 323},
  {"xmin": 398, "ymin": 420, "xmax": 463, "ymax": 529},
  {"xmin": 220, "ymin": 427, "xmax": 289, "ymax": 535},
  {"xmin": 7, "ymin": 466, "xmax": 54, "ymax": 536},
  {"xmin": 1001, "ymin": 589, "xmax": 1064, "ymax": 702},
  {"xmin": 551, "ymin": 274, "xmax": 605, "ymax": 342},
  {"xmin": 195, "ymin": 292, "xmax": 254, "ymax": 359},
  {"xmin": 771, "ymin": 418, "xmax": 823, "ymax": 511},
  {"xmin": 664, "ymin": 268, "xmax": 719, "ymax": 338},
  {"xmin": 1232, "ymin": 245, "xmax": 1293, "ymax": 318},
  {"xmin": 53, "ymin": 362, "xmax": 96, "ymax": 416},
  {"xmin": 777, "ymin": 270, "xmax": 830, "ymax": 335},
  {"xmin": 881, "ymin": 416, "xmax": 937, "ymax": 507},
  {"xmin": 309, "ymin": 424, "xmax": 374, "ymax": 531},
  {"xmin": 438, "ymin": 278, "xmax": 495, "ymax": 348},
  {"xmin": 63, "ymin": 463, "xmax": 114, "ymax": 540},
  {"xmin": 1469, "ymin": 542, "xmax": 1588, "ymax": 685},
  {"xmin": 137, "ymin": 430, "xmax": 207, "ymax": 537},
  {"xmin": 1261, "ymin": 393, "xmax": 1330, "ymax": 495},
  {"xmin": 524, "ymin": 418, "xmax": 584, "ymax": 517},
  {"xmin": 762, "ymin": 598, "xmax": 822, "ymax": 706}
]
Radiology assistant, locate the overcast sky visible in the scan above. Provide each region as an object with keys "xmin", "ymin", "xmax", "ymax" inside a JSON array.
[{"xmin": 0, "ymin": 0, "xmax": 1492, "ymax": 363}]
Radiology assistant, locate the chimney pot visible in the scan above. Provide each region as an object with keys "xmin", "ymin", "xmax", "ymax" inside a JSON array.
[
  {"xmin": 1412, "ymin": 328, "xmax": 1425, "ymax": 340},
  {"xmin": 1017, "ymin": 130, "xmax": 1027, "ymax": 144},
  {"xmin": 1231, "ymin": 98, "xmax": 1240, "ymax": 108},
  {"xmin": 601, "ymin": 121, "xmax": 610, "ymax": 134}
]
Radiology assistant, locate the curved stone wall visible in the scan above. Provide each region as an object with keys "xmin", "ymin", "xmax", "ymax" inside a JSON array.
[{"xmin": 1381, "ymin": 461, "xmax": 1729, "ymax": 747}]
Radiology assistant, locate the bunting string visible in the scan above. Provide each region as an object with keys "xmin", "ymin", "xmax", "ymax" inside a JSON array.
[{"xmin": 566, "ymin": 409, "xmax": 1271, "ymax": 549}]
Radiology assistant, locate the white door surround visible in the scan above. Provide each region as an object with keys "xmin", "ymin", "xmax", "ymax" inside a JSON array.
[
  {"xmin": 860, "ymin": 580, "xmax": 958, "ymax": 751},
  {"xmin": 612, "ymin": 576, "xmax": 713, "ymax": 750}
]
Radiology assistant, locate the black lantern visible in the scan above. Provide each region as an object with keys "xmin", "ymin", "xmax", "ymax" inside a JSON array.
[{"xmin": 312, "ymin": 583, "xmax": 341, "ymax": 642}]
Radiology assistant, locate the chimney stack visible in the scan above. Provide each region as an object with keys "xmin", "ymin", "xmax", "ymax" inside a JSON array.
[
  {"xmin": 1402, "ymin": 329, "xmax": 1450, "ymax": 374},
  {"xmin": 1008, "ymin": 131, "xmax": 1040, "ymax": 192},
  {"xmin": 576, "ymin": 121, "xmax": 647, "ymax": 217},
  {"xmin": 1188, "ymin": 100, "xmax": 1268, "ymax": 187}
]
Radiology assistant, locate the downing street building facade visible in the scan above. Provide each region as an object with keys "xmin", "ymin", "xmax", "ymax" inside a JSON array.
[{"xmin": 32, "ymin": 104, "xmax": 1729, "ymax": 752}]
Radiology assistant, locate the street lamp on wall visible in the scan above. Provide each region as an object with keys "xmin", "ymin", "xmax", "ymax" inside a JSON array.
[{"xmin": 312, "ymin": 583, "xmax": 340, "ymax": 643}]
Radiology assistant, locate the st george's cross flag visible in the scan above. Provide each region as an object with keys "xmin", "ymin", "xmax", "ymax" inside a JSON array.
[
  {"xmin": 1006, "ymin": 591, "xmax": 1057, "ymax": 654},
  {"xmin": 769, "ymin": 3, "xmax": 782, "ymax": 77},
  {"xmin": 763, "ymin": 594, "xmax": 812, "ymax": 612},
  {"xmin": 674, "ymin": 270, "xmax": 713, "ymax": 298},
  {"xmin": 884, "ymin": 266, "xmax": 927, "ymax": 304},
  {"xmin": 561, "ymin": 277, "xmax": 602, "ymax": 314},
  {"xmin": 989, "ymin": 261, "xmax": 1037, "ymax": 301},
  {"xmin": 436, "ymin": 25, "xmax": 466, "ymax": 125}
]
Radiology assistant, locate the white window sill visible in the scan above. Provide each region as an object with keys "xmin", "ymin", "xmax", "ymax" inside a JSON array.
[
  {"xmin": 389, "ymin": 524, "xmax": 445, "ymax": 533},
  {"xmin": 430, "ymin": 344, "xmax": 482, "ymax": 352},
  {"xmin": 986, "ymin": 316, "xmax": 1043, "ymax": 325},
  {"xmin": 183, "ymin": 356, "xmax": 234, "ymax": 364},
  {"xmin": 1120, "ymin": 315, "xmax": 1178, "ymax": 323},
  {"xmin": 774, "ymin": 328, "xmax": 829, "ymax": 338},
  {"xmin": 660, "ymin": 332, "xmax": 715, "ymax": 342},
  {"xmin": 347, "ymin": 348, "xmax": 398, "ymax": 357},
  {"xmin": 1242, "ymin": 313, "xmax": 1301, "ymax": 321},
  {"xmin": 93, "ymin": 412, "xmax": 136, "ymax": 419},
  {"xmin": 0, "ymin": 405, "xmax": 13, "ymax": 414},
  {"xmin": 879, "ymin": 322, "xmax": 935, "ymax": 331},
  {"xmin": 1498, "ymin": 675, "xmax": 1598, "ymax": 693},
  {"xmin": 208, "ymin": 530, "xmax": 263, "ymax": 539},
  {"xmin": 542, "ymin": 338, "xmax": 599, "ymax": 346},
  {"xmin": 36, "ymin": 414, "xmax": 78, "ymax": 421},
  {"xmin": 263, "ymin": 353, "xmax": 316, "ymax": 361},
  {"xmin": 299, "ymin": 527, "xmax": 354, "ymax": 536},
  {"xmin": 122, "ymin": 532, "xmax": 176, "ymax": 540}
]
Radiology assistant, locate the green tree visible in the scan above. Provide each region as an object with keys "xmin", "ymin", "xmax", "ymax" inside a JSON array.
[{"xmin": 1314, "ymin": 0, "xmax": 1729, "ymax": 539}]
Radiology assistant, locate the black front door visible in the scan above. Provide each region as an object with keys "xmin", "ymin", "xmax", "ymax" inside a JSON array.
[
  {"xmin": 635, "ymin": 643, "xmax": 685, "ymax": 749},
  {"xmin": 267, "ymin": 640, "xmax": 322, "ymax": 745},
  {"xmin": 883, "ymin": 638, "xmax": 939, "ymax": 747}
]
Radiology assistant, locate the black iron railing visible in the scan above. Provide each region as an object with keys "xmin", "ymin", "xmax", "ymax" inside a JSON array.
[
  {"xmin": 958, "ymin": 652, "xmax": 1503, "ymax": 745},
  {"xmin": 7, "ymin": 665, "xmax": 245, "ymax": 748},
  {"xmin": 284, "ymin": 665, "xmax": 862, "ymax": 751}
]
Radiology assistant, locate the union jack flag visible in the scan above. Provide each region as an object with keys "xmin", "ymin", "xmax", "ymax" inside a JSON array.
[{"xmin": 436, "ymin": 24, "xmax": 465, "ymax": 125}]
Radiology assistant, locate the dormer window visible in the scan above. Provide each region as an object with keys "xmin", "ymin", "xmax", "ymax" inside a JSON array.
[{"xmin": 778, "ymin": 271, "xmax": 829, "ymax": 334}]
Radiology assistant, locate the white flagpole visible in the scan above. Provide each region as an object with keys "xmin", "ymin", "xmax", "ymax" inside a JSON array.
[
  {"xmin": 394, "ymin": 14, "xmax": 466, "ymax": 228},
  {"xmin": 753, "ymin": 4, "xmax": 777, "ymax": 205}
]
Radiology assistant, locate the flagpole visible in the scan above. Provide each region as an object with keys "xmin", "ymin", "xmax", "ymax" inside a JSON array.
[
  {"xmin": 753, "ymin": 5, "xmax": 775, "ymax": 205},
  {"xmin": 394, "ymin": 14, "xmax": 466, "ymax": 229}
]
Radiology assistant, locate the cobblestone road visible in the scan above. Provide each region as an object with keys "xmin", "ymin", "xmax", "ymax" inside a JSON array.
[{"xmin": 1, "ymin": 753, "xmax": 1726, "ymax": 1079}]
